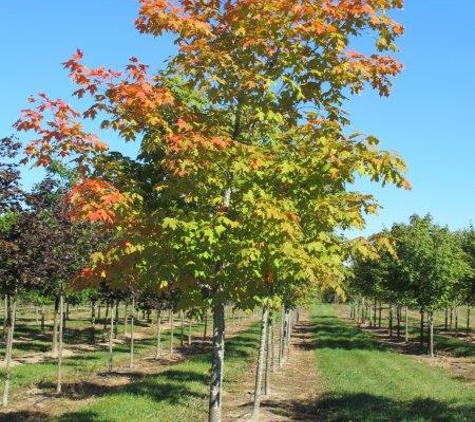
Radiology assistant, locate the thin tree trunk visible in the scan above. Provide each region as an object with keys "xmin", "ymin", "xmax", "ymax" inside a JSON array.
[
  {"xmin": 270, "ymin": 312, "xmax": 276, "ymax": 373},
  {"xmin": 388, "ymin": 303, "xmax": 393, "ymax": 338},
  {"xmin": 130, "ymin": 296, "xmax": 135, "ymax": 369},
  {"xmin": 449, "ymin": 307, "xmax": 453, "ymax": 329},
  {"xmin": 396, "ymin": 305, "xmax": 401, "ymax": 339},
  {"xmin": 2, "ymin": 295, "xmax": 7, "ymax": 340},
  {"xmin": 444, "ymin": 307, "xmax": 448, "ymax": 331},
  {"xmin": 251, "ymin": 307, "xmax": 269, "ymax": 420},
  {"xmin": 203, "ymin": 309, "xmax": 208, "ymax": 339},
  {"xmin": 264, "ymin": 311, "xmax": 272, "ymax": 395},
  {"xmin": 278, "ymin": 306, "xmax": 285, "ymax": 369},
  {"xmin": 41, "ymin": 304, "xmax": 45, "ymax": 334},
  {"xmin": 52, "ymin": 296, "xmax": 59, "ymax": 354},
  {"xmin": 108, "ymin": 299, "xmax": 115, "ymax": 374},
  {"xmin": 188, "ymin": 316, "xmax": 192, "ymax": 347},
  {"xmin": 455, "ymin": 306, "xmax": 459, "ymax": 336},
  {"xmin": 114, "ymin": 299, "xmax": 119, "ymax": 338},
  {"xmin": 169, "ymin": 308, "xmax": 174, "ymax": 354},
  {"xmin": 429, "ymin": 311, "xmax": 434, "ymax": 357},
  {"xmin": 405, "ymin": 306, "xmax": 409, "ymax": 343},
  {"xmin": 91, "ymin": 300, "xmax": 96, "ymax": 344},
  {"xmin": 180, "ymin": 310, "xmax": 185, "ymax": 348},
  {"xmin": 467, "ymin": 306, "xmax": 471, "ymax": 336},
  {"xmin": 208, "ymin": 301, "xmax": 225, "ymax": 422},
  {"xmin": 420, "ymin": 309, "xmax": 424, "ymax": 347},
  {"xmin": 124, "ymin": 303, "xmax": 128, "ymax": 337},
  {"xmin": 155, "ymin": 309, "xmax": 161, "ymax": 359},
  {"xmin": 2, "ymin": 294, "xmax": 17, "ymax": 407},
  {"xmin": 378, "ymin": 303, "xmax": 382, "ymax": 328},
  {"xmin": 103, "ymin": 301, "xmax": 109, "ymax": 331},
  {"xmin": 56, "ymin": 294, "xmax": 64, "ymax": 393}
]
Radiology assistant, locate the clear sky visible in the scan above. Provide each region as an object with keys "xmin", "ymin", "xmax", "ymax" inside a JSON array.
[{"xmin": 1, "ymin": 1, "xmax": 474, "ymax": 235}]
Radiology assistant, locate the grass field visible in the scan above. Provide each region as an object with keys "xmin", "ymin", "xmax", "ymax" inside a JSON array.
[{"xmin": 312, "ymin": 304, "xmax": 475, "ymax": 422}]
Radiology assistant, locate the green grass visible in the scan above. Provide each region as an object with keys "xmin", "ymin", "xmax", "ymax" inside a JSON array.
[
  {"xmin": 312, "ymin": 304, "xmax": 475, "ymax": 422},
  {"xmin": 49, "ymin": 323, "xmax": 260, "ymax": 422},
  {"xmin": 1, "ymin": 316, "xmax": 211, "ymax": 401}
]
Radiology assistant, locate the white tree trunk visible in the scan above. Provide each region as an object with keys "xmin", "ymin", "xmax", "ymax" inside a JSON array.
[
  {"xmin": 56, "ymin": 294, "xmax": 64, "ymax": 393},
  {"xmin": 251, "ymin": 307, "xmax": 269, "ymax": 419},
  {"xmin": 208, "ymin": 302, "xmax": 225, "ymax": 422}
]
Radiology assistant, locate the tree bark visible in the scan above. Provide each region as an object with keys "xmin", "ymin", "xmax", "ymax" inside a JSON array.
[
  {"xmin": 429, "ymin": 311, "xmax": 434, "ymax": 357},
  {"xmin": 188, "ymin": 316, "xmax": 192, "ymax": 347},
  {"xmin": 114, "ymin": 299, "xmax": 119, "ymax": 338},
  {"xmin": 41, "ymin": 304, "xmax": 45, "ymax": 334},
  {"xmin": 130, "ymin": 295, "xmax": 135, "ymax": 369},
  {"xmin": 52, "ymin": 295, "xmax": 59, "ymax": 354},
  {"xmin": 388, "ymin": 303, "xmax": 393, "ymax": 338},
  {"xmin": 405, "ymin": 306, "xmax": 409, "ymax": 343},
  {"xmin": 103, "ymin": 301, "xmax": 109, "ymax": 331},
  {"xmin": 396, "ymin": 305, "xmax": 401, "ymax": 340},
  {"xmin": 56, "ymin": 294, "xmax": 64, "ymax": 393},
  {"xmin": 208, "ymin": 302, "xmax": 225, "ymax": 422},
  {"xmin": 155, "ymin": 309, "xmax": 161, "ymax": 359},
  {"xmin": 419, "ymin": 309, "xmax": 424, "ymax": 347},
  {"xmin": 108, "ymin": 299, "xmax": 115, "ymax": 374},
  {"xmin": 124, "ymin": 303, "xmax": 128, "ymax": 337},
  {"xmin": 91, "ymin": 300, "xmax": 96, "ymax": 344},
  {"xmin": 251, "ymin": 307, "xmax": 269, "ymax": 420},
  {"xmin": 169, "ymin": 308, "xmax": 174, "ymax": 354},
  {"xmin": 378, "ymin": 302, "xmax": 382, "ymax": 328},
  {"xmin": 455, "ymin": 306, "xmax": 459, "ymax": 336},
  {"xmin": 444, "ymin": 307, "xmax": 448, "ymax": 331},
  {"xmin": 278, "ymin": 306, "xmax": 285, "ymax": 369},
  {"xmin": 264, "ymin": 311, "xmax": 272, "ymax": 395},
  {"xmin": 467, "ymin": 306, "xmax": 471, "ymax": 336},
  {"xmin": 2, "ymin": 294, "xmax": 17, "ymax": 407},
  {"xmin": 270, "ymin": 312, "xmax": 276, "ymax": 373},
  {"xmin": 180, "ymin": 310, "xmax": 185, "ymax": 348},
  {"xmin": 203, "ymin": 309, "xmax": 208, "ymax": 339}
]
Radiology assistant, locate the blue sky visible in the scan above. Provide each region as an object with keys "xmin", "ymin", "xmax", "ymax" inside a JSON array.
[{"xmin": 1, "ymin": 1, "xmax": 474, "ymax": 235}]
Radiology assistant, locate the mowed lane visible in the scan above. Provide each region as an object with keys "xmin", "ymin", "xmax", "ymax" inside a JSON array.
[{"xmin": 312, "ymin": 304, "xmax": 475, "ymax": 422}]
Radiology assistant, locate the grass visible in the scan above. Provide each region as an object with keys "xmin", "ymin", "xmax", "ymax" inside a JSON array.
[
  {"xmin": 0, "ymin": 312, "xmax": 222, "ymax": 402},
  {"xmin": 47, "ymin": 322, "xmax": 261, "ymax": 422},
  {"xmin": 311, "ymin": 304, "xmax": 475, "ymax": 422}
]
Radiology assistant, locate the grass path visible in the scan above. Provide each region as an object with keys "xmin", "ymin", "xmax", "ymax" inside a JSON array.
[{"xmin": 312, "ymin": 304, "xmax": 475, "ymax": 422}]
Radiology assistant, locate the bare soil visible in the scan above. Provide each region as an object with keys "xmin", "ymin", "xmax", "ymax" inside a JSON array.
[{"xmin": 224, "ymin": 311, "xmax": 321, "ymax": 422}]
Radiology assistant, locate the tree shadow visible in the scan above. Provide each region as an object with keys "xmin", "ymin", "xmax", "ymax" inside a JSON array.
[{"xmin": 261, "ymin": 393, "xmax": 475, "ymax": 422}]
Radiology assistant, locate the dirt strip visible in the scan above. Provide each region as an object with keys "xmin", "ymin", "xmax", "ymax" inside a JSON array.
[{"xmin": 224, "ymin": 311, "xmax": 321, "ymax": 422}]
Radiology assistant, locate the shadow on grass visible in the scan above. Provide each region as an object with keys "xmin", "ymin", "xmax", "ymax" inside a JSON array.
[{"xmin": 261, "ymin": 393, "xmax": 475, "ymax": 422}]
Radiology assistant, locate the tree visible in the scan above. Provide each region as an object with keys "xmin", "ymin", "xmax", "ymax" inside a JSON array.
[{"xmin": 15, "ymin": 2, "xmax": 409, "ymax": 420}]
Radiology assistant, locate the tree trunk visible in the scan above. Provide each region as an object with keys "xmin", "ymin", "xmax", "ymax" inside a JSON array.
[
  {"xmin": 208, "ymin": 302, "xmax": 225, "ymax": 422},
  {"xmin": 155, "ymin": 309, "xmax": 161, "ymax": 359},
  {"xmin": 449, "ymin": 307, "xmax": 453, "ymax": 329},
  {"xmin": 270, "ymin": 312, "xmax": 276, "ymax": 373},
  {"xmin": 91, "ymin": 300, "xmax": 96, "ymax": 344},
  {"xmin": 169, "ymin": 308, "xmax": 174, "ymax": 354},
  {"xmin": 378, "ymin": 303, "xmax": 382, "ymax": 328},
  {"xmin": 52, "ymin": 295, "xmax": 59, "ymax": 354},
  {"xmin": 405, "ymin": 306, "xmax": 409, "ymax": 343},
  {"xmin": 108, "ymin": 299, "xmax": 115, "ymax": 374},
  {"xmin": 251, "ymin": 307, "xmax": 269, "ymax": 420},
  {"xmin": 420, "ymin": 309, "xmax": 424, "ymax": 347},
  {"xmin": 278, "ymin": 306, "xmax": 285, "ymax": 369},
  {"xmin": 444, "ymin": 307, "xmax": 448, "ymax": 331},
  {"xmin": 180, "ymin": 310, "xmax": 185, "ymax": 348},
  {"xmin": 114, "ymin": 299, "xmax": 119, "ymax": 338},
  {"xmin": 467, "ymin": 306, "xmax": 471, "ymax": 336},
  {"xmin": 264, "ymin": 311, "xmax": 272, "ymax": 395},
  {"xmin": 2, "ymin": 295, "xmax": 7, "ymax": 340},
  {"xmin": 203, "ymin": 309, "xmax": 208, "ymax": 339},
  {"xmin": 188, "ymin": 316, "xmax": 192, "ymax": 347},
  {"xmin": 396, "ymin": 305, "xmax": 401, "ymax": 340},
  {"xmin": 56, "ymin": 294, "xmax": 64, "ymax": 393},
  {"xmin": 41, "ymin": 305, "xmax": 45, "ymax": 334},
  {"xmin": 130, "ymin": 296, "xmax": 135, "ymax": 369},
  {"xmin": 124, "ymin": 303, "xmax": 128, "ymax": 337},
  {"xmin": 429, "ymin": 311, "xmax": 434, "ymax": 357},
  {"xmin": 103, "ymin": 301, "xmax": 109, "ymax": 331},
  {"xmin": 455, "ymin": 306, "xmax": 459, "ymax": 336},
  {"xmin": 2, "ymin": 294, "xmax": 17, "ymax": 407},
  {"xmin": 388, "ymin": 303, "xmax": 393, "ymax": 338}
]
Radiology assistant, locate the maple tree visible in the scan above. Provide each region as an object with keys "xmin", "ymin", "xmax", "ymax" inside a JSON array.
[{"xmin": 15, "ymin": 1, "xmax": 410, "ymax": 420}]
